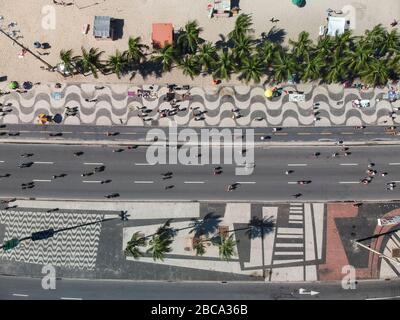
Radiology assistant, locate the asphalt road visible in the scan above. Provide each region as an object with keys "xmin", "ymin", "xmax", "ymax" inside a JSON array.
[
  {"xmin": 0, "ymin": 124, "xmax": 400, "ymax": 144},
  {"xmin": 0, "ymin": 143, "xmax": 400, "ymax": 201},
  {"xmin": 1, "ymin": 276, "xmax": 400, "ymax": 300}
]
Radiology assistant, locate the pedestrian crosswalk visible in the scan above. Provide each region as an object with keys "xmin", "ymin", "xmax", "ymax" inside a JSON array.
[{"xmin": 272, "ymin": 204, "xmax": 305, "ymax": 265}]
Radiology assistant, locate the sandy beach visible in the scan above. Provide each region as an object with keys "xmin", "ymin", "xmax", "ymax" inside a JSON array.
[{"xmin": 0, "ymin": 0, "xmax": 398, "ymax": 86}]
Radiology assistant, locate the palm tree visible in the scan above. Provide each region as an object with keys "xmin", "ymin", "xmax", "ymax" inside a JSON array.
[
  {"xmin": 289, "ymin": 31, "xmax": 313, "ymax": 61},
  {"xmin": 179, "ymin": 55, "xmax": 200, "ymax": 79},
  {"xmin": 379, "ymin": 29, "xmax": 400, "ymax": 57},
  {"xmin": 216, "ymin": 234, "xmax": 237, "ymax": 261},
  {"xmin": 364, "ymin": 24, "xmax": 387, "ymax": 54},
  {"xmin": 314, "ymin": 36, "xmax": 335, "ymax": 60},
  {"xmin": 360, "ymin": 58, "xmax": 389, "ymax": 86},
  {"xmin": 126, "ymin": 36, "xmax": 148, "ymax": 64},
  {"xmin": 345, "ymin": 41, "xmax": 373, "ymax": 78},
  {"xmin": 146, "ymin": 219, "xmax": 175, "ymax": 261},
  {"xmin": 177, "ymin": 20, "xmax": 204, "ymax": 55},
  {"xmin": 388, "ymin": 54, "xmax": 400, "ymax": 79},
  {"xmin": 124, "ymin": 231, "xmax": 147, "ymax": 259},
  {"xmin": 324, "ymin": 52, "xmax": 347, "ymax": 83},
  {"xmin": 239, "ymin": 55, "xmax": 265, "ymax": 84},
  {"xmin": 193, "ymin": 239, "xmax": 207, "ymax": 256},
  {"xmin": 212, "ymin": 50, "xmax": 234, "ymax": 80},
  {"xmin": 300, "ymin": 54, "xmax": 324, "ymax": 82},
  {"xmin": 59, "ymin": 49, "xmax": 76, "ymax": 75},
  {"xmin": 232, "ymin": 34, "xmax": 255, "ymax": 62},
  {"xmin": 76, "ymin": 47, "xmax": 104, "ymax": 78},
  {"xmin": 257, "ymin": 40, "xmax": 279, "ymax": 66},
  {"xmin": 228, "ymin": 13, "xmax": 254, "ymax": 41},
  {"xmin": 197, "ymin": 42, "xmax": 218, "ymax": 73},
  {"xmin": 271, "ymin": 50, "xmax": 297, "ymax": 83},
  {"xmin": 147, "ymin": 233, "xmax": 173, "ymax": 261},
  {"xmin": 107, "ymin": 50, "xmax": 128, "ymax": 79},
  {"xmin": 152, "ymin": 43, "xmax": 176, "ymax": 72},
  {"xmin": 333, "ymin": 30, "xmax": 354, "ymax": 56}
]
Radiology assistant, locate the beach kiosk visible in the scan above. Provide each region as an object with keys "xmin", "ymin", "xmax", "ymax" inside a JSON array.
[
  {"xmin": 152, "ymin": 23, "xmax": 173, "ymax": 49},
  {"xmin": 327, "ymin": 16, "xmax": 347, "ymax": 36},
  {"xmin": 93, "ymin": 16, "xmax": 114, "ymax": 40},
  {"xmin": 208, "ymin": 0, "xmax": 231, "ymax": 18}
]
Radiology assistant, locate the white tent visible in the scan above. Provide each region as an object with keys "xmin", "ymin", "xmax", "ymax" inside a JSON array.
[{"xmin": 327, "ymin": 16, "xmax": 346, "ymax": 36}]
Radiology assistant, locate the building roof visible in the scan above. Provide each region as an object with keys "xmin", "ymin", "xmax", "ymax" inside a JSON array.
[
  {"xmin": 152, "ymin": 23, "xmax": 173, "ymax": 48},
  {"xmin": 327, "ymin": 16, "xmax": 346, "ymax": 37},
  {"xmin": 93, "ymin": 16, "xmax": 111, "ymax": 38}
]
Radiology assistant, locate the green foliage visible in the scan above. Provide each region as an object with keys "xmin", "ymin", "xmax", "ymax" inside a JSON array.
[
  {"xmin": 60, "ymin": 23, "xmax": 398, "ymax": 86},
  {"xmin": 124, "ymin": 232, "xmax": 147, "ymax": 259}
]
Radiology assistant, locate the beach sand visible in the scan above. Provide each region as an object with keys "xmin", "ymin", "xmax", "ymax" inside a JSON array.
[{"xmin": 0, "ymin": 0, "xmax": 398, "ymax": 86}]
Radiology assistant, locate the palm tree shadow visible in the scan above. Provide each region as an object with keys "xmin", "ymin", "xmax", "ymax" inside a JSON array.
[
  {"xmin": 215, "ymin": 34, "xmax": 234, "ymax": 51},
  {"xmin": 261, "ymin": 26, "xmax": 287, "ymax": 44},
  {"xmin": 245, "ymin": 216, "xmax": 275, "ymax": 239},
  {"xmin": 189, "ymin": 212, "xmax": 222, "ymax": 238},
  {"xmin": 135, "ymin": 59, "xmax": 163, "ymax": 80}
]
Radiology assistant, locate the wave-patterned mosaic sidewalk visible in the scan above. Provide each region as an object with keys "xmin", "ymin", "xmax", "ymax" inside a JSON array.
[
  {"xmin": 0, "ymin": 210, "xmax": 103, "ymax": 270},
  {"xmin": 1, "ymin": 83, "xmax": 400, "ymax": 127}
]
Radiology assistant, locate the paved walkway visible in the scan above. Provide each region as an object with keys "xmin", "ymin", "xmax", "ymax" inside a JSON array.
[
  {"xmin": 1, "ymin": 83, "xmax": 400, "ymax": 127},
  {"xmin": 1, "ymin": 200, "xmax": 400, "ymax": 281}
]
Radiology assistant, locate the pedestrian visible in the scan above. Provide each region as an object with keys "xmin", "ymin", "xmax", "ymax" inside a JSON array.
[{"xmin": 391, "ymin": 19, "xmax": 398, "ymax": 27}]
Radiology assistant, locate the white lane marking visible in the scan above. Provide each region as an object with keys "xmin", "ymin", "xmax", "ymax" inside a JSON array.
[
  {"xmin": 12, "ymin": 293, "xmax": 28, "ymax": 297},
  {"xmin": 84, "ymin": 162, "xmax": 103, "ymax": 165},
  {"xmin": 288, "ymin": 164, "xmax": 307, "ymax": 167},
  {"xmin": 339, "ymin": 181, "xmax": 359, "ymax": 184},
  {"xmin": 391, "ymin": 181, "xmax": 400, "ymax": 183},
  {"xmin": 34, "ymin": 161, "xmax": 54, "ymax": 164},
  {"xmin": 340, "ymin": 163, "xmax": 358, "ymax": 166},
  {"xmin": 32, "ymin": 179, "xmax": 51, "ymax": 182},
  {"xmin": 134, "ymin": 181, "xmax": 154, "ymax": 184},
  {"xmin": 236, "ymin": 181, "xmax": 256, "ymax": 184},
  {"xmin": 288, "ymin": 182, "xmax": 299, "ymax": 184},
  {"xmin": 184, "ymin": 181, "xmax": 205, "ymax": 184},
  {"xmin": 0, "ymin": 160, "xmax": 4, "ymax": 163},
  {"xmin": 60, "ymin": 297, "xmax": 82, "ymax": 300},
  {"xmin": 389, "ymin": 163, "xmax": 400, "ymax": 165},
  {"xmin": 82, "ymin": 180, "xmax": 102, "ymax": 183},
  {"xmin": 366, "ymin": 295, "xmax": 400, "ymax": 300},
  {"xmin": 134, "ymin": 163, "xmax": 154, "ymax": 166}
]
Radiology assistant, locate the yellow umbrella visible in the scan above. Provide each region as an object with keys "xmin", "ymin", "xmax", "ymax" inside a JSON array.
[
  {"xmin": 38, "ymin": 114, "xmax": 48, "ymax": 124},
  {"xmin": 264, "ymin": 89, "xmax": 273, "ymax": 98}
]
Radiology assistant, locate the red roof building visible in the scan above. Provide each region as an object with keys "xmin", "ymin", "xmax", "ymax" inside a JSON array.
[{"xmin": 152, "ymin": 23, "xmax": 173, "ymax": 48}]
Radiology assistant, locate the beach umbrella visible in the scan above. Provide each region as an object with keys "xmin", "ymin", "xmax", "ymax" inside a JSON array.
[
  {"xmin": 292, "ymin": 0, "xmax": 305, "ymax": 6},
  {"xmin": 38, "ymin": 113, "xmax": 48, "ymax": 125},
  {"xmin": 23, "ymin": 81, "xmax": 32, "ymax": 90},
  {"xmin": 8, "ymin": 81, "xmax": 18, "ymax": 89},
  {"xmin": 264, "ymin": 89, "xmax": 273, "ymax": 98},
  {"xmin": 33, "ymin": 41, "xmax": 41, "ymax": 49}
]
